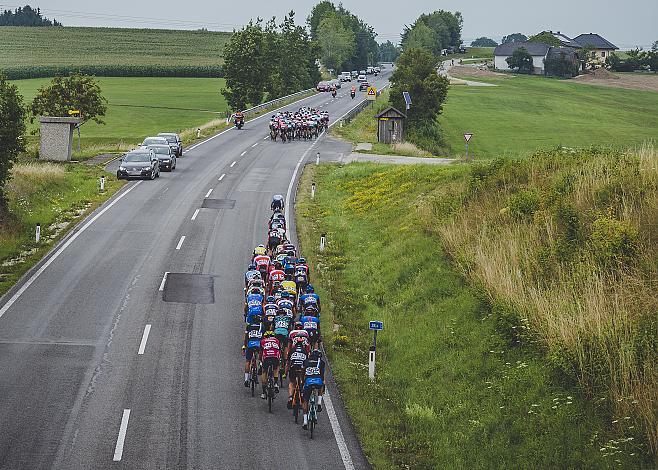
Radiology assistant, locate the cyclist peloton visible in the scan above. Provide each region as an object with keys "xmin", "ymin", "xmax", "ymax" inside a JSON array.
[{"xmin": 302, "ymin": 349, "xmax": 326, "ymax": 429}]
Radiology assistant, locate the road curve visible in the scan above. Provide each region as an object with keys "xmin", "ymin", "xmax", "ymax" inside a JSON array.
[{"xmin": 0, "ymin": 70, "xmax": 392, "ymax": 469}]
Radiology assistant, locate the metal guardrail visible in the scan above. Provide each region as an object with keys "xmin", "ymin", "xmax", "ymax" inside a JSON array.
[
  {"xmin": 333, "ymin": 83, "xmax": 391, "ymax": 127},
  {"xmin": 227, "ymin": 88, "xmax": 316, "ymax": 122}
]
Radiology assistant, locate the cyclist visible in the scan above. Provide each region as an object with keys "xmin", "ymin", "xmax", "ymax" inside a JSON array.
[
  {"xmin": 267, "ymin": 227, "xmax": 282, "ymax": 255},
  {"xmin": 244, "ymin": 263, "xmax": 260, "ymax": 287},
  {"xmin": 286, "ymin": 335, "xmax": 310, "ymax": 409},
  {"xmin": 300, "ymin": 310, "xmax": 321, "ymax": 349},
  {"xmin": 271, "ymin": 194, "xmax": 285, "ymax": 212},
  {"xmin": 245, "ymin": 304, "xmax": 263, "ymax": 324},
  {"xmin": 268, "ymin": 262, "xmax": 285, "ymax": 292},
  {"xmin": 294, "ymin": 265, "xmax": 308, "ymax": 294},
  {"xmin": 243, "ymin": 314, "xmax": 263, "ymax": 387},
  {"xmin": 253, "ymin": 253, "xmax": 271, "ymax": 278},
  {"xmin": 274, "ymin": 308, "xmax": 293, "ymax": 377},
  {"xmin": 252, "ymin": 244, "xmax": 267, "ymax": 259},
  {"xmin": 302, "ymin": 349, "xmax": 326, "ymax": 429},
  {"xmin": 299, "ymin": 284, "xmax": 321, "ymax": 314},
  {"xmin": 276, "ymin": 291, "xmax": 295, "ymax": 314},
  {"xmin": 260, "ymin": 331, "xmax": 281, "ymax": 399}
]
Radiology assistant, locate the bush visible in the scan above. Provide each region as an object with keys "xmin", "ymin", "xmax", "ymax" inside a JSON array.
[
  {"xmin": 0, "ymin": 65, "xmax": 224, "ymax": 80},
  {"xmin": 508, "ymin": 189, "xmax": 541, "ymax": 220},
  {"xmin": 590, "ymin": 215, "xmax": 638, "ymax": 265},
  {"xmin": 406, "ymin": 120, "xmax": 448, "ymax": 155}
]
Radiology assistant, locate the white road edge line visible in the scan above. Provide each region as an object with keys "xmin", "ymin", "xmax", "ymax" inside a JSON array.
[
  {"xmin": 0, "ymin": 181, "xmax": 143, "ymax": 319},
  {"xmin": 219, "ymin": 173, "xmax": 226, "ymax": 181},
  {"xmin": 191, "ymin": 209, "xmax": 200, "ymax": 221},
  {"xmin": 283, "ymin": 130, "xmax": 355, "ymax": 470},
  {"xmin": 263, "ymin": 136, "xmax": 269, "ymax": 140},
  {"xmin": 205, "ymin": 189, "xmax": 213, "ymax": 198},
  {"xmin": 230, "ymin": 161, "xmax": 237, "ymax": 168},
  {"xmin": 240, "ymin": 151, "xmax": 247, "ymax": 157},
  {"xmin": 158, "ymin": 272, "xmax": 169, "ymax": 291},
  {"xmin": 113, "ymin": 409, "xmax": 131, "ymax": 461},
  {"xmin": 251, "ymin": 143, "xmax": 258, "ymax": 148},
  {"xmin": 175, "ymin": 236, "xmax": 186, "ymax": 250},
  {"xmin": 137, "ymin": 324, "xmax": 151, "ymax": 355}
]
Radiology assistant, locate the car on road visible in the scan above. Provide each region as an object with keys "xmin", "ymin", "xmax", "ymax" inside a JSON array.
[
  {"xmin": 148, "ymin": 144, "xmax": 177, "ymax": 172},
  {"xmin": 157, "ymin": 132, "xmax": 183, "ymax": 157},
  {"xmin": 357, "ymin": 74, "xmax": 367, "ymax": 83},
  {"xmin": 316, "ymin": 81, "xmax": 330, "ymax": 92},
  {"xmin": 350, "ymin": 70, "xmax": 358, "ymax": 79},
  {"xmin": 339, "ymin": 71, "xmax": 351, "ymax": 82},
  {"xmin": 140, "ymin": 136, "xmax": 169, "ymax": 148},
  {"xmin": 329, "ymin": 78, "xmax": 341, "ymax": 89},
  {"xmin": 359, "ymin": 81, "xmax": 370, "ymax": 91},
  {"xmin": 117, "ymin": 149, "xmax": 160, "ymax": 180},
  {"xmin": 359, "ymin": 69, "xmax": 367, "ymax": 76}
]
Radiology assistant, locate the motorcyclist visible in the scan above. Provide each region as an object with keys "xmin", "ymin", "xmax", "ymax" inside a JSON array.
[
  {"xmin": 350, "ymin": 85, "xmax": 356, "ymax": 99},
  {"xmin": 331, "ymin": 85, "xmax": 337, "ymax": 98},
  {"xmin": 234, "ymin": 110, "xmax": 244, "ymax": 128}
]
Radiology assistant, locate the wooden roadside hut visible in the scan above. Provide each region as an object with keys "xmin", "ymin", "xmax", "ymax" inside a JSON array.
[{"xmin": 375, "ymin": 107, "xmax": 407, "ymax": 144}]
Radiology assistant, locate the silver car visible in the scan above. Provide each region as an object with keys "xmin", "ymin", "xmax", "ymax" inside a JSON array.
[{"xmin": 158, "ymin": 132, "xmax": 183, "ymax": 157}]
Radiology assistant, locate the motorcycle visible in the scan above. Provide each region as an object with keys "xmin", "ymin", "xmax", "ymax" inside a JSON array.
[
  {"xmin": 350, "ymin": 90, "xmax": 356, "ymax": 99},
  {"xmin": 331, "ymin": 89, "xmax": 337, "ymax": 99},
  {"xmin": 234, "ymin": 115, "xmax": 244, "ymax": 130}
]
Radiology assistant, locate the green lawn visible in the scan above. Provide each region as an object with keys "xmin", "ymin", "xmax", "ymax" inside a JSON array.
[
  {"xmin": 0, "ymin": 26, "xmax": 229, "ymax": 68},
  {"xmin": 439, "ymin": 75, "xmax": 658, "ymax": 158},
  {"xmin": 13, "ymin": 77, "xmax": 228, "ymax": 152},
  {"xmin": 296, "ymin": 163, "xmax": 651, "ymax": 468}
]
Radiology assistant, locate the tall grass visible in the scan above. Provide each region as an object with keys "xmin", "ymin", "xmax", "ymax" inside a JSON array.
[{"xmin": 429, "ymin": 144, "xmax": 657, "ymax": 458}]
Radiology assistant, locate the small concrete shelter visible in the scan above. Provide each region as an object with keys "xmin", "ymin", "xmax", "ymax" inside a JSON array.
[{"xmin": 39, "ymin": 116, "xmax": 80, "ymax": 161}]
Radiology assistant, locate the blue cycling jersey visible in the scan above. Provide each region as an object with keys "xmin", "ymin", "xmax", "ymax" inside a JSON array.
[{"xmin": 300, "ymin": 315, "xmax": 319, "ymax": 332}]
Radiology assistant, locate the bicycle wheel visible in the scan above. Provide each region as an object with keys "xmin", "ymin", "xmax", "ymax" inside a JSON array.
[
  {"xmin": 293, "ymin": 379, "xmax": 301, "ymax": 423},
  {"xmin": 267, "ymin": 367, "xmax": 274, "ymax": 413},
  {"xmin": 309, "ymin": 392, "xmax": 316, "ymax": 439},
  {"xmin": 250, "ymin": 359, "xmax": 257, "ymax": 397}
]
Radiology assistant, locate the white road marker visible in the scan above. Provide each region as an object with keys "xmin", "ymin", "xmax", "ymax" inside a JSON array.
[
  {"xmin": 113, "ymin": 409, "xmax": 131, "ymax": 461},
  {"xmin": 175, "ymin": 236, "xmax": 186, "ymax": 250},
  {"xmin": 0, "ymin": 181, "xmax": 143, "ymax": 319},
  {"xmin": 230, "ymin": 161, "xmax": 237, "ymax": 168},
  {"xmin": 191, "ymin": 209, "xmax": 200, "ymax": 221},
  {"xmin": 263, "ymin": 136, "xmax": 269, "ymax": 140},
  {"xmin": 251, "ymin": 143, "xmax": 258, "ymax": 148},
  {"xmin": 205, "ymin": 189, "xmax": 213, "ymax": 198},
  {"xmin": 240, "ymin": 151, "xmax": 247, "ymax": 157},
  {"xmin": 137, "ymin": 324, "xmax": 151, "ymax": 355},
  {"xmin": 158, "ymin": 272, "xmax": 169, "ymax": 291},
  {"xmin": 218, "ymin": 173, "xmax": 226, "ymax": 181}
]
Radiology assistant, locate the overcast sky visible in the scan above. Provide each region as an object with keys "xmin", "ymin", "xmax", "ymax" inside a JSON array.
[{"xmin": 12, "ymin": 0, "xmax": 657, "ymax": 49}]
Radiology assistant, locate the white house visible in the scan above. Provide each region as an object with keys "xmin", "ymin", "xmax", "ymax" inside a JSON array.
[{"xmin": 493, "ymin": 41, "xmax": 551, "ymax": 75}]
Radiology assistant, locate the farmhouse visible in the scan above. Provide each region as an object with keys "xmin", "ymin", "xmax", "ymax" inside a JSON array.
[
  {"xmin": 494, "ymin": 41, "xmax": 550, "ymax": 74},
  {"xmin": 573, "ymin": 33, "xmax": 618, "ymax": 61}
]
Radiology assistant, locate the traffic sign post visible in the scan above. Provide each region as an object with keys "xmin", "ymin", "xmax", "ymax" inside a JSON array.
[
  {"xmin": 368, "ymin": 320, "xmax": 383, "ymax": 381},
  {"xmin": 366, "ymin": 87, "xmax": 377, "ymax": 101},
  {"xmin": 69, "ymin": 110, "xmax": 81, "ymax": 153},
  {"xmin": 463, "ymin": 133, "xmax": 474, "ymax": 160}
]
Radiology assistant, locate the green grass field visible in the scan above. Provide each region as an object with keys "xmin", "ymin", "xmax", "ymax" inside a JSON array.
[
  {"xmin": 0, "ymin": 26, "xmax": 229, "ymax": 68},
  {"xmin": 12, "ymin": 77, "xmax": 229, "ymax": 153},
  {"xmin": 296, "ymin": 163, "xmax": 651, "ymax": 468},
  {"xmin": 439, "ymin": 75, "xmax": 658, "ymax": 158}
]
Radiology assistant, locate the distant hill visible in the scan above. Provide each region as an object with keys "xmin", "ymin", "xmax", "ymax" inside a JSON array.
[{"xmin": 1, "ymin": 26, "xmax": 231, "ymax": 79}]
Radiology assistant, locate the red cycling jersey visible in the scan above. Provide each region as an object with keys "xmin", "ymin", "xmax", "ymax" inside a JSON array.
[
  {"xmin": 260, "ymin": 336, "xmax": 281, "ymax": 360},
  {"xmin": 253, "ymin": 255, "xmax": 270, "ymax": 268},
  {"xmin": 269, "ymin": 269, "xmax": 285, "ymax": 284}
]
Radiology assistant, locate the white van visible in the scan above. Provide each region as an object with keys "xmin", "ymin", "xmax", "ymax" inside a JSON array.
[{"xmin": 340, "ymin": 71, "xmax": 351, "ymax": 82}]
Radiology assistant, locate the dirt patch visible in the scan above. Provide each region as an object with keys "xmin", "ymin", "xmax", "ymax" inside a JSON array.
[
  {"xmin": 449, "ymin": 66, "xmax": 508, "ymax": 79},
  {"xmin": 571, "ymin": 71, "xmax": 658, "ymax": 92}
]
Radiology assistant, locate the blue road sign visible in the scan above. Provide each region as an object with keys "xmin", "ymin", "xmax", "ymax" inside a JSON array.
[
  {"xmin": 369, "ymin": 321, "xmax": 384, "ymax": 331},
  {"xmin": 402, "ymin": 91, "xmax": 412, "ymax": 110}
]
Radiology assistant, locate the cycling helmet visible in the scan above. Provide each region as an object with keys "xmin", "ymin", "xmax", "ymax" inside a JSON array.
[
  {"xmin": 306, "ymin": 285, "xmax": 314, "ymax": 293},
  {"xmin": 274, "ymin": 261, "xmax": 283, "ymax": 269},
  {"xmin": 309, "ymin": 349, "xmax": 323, "ymax": 360},
  {"xmin": 248, "ymin": 263, "xmax": 256, "ymax": 270},
  {"xmin": 298, "ymin": 258, "xmax": 306, "ymax": 264},
  {"xmin": 294, "ymin": 321, "xmax": 303, "ymax": 329},
  {"xmin": 263, "ymin": 331, "xmax": 275, "ymax": 338},
  {"xmin": 266, "ymin": 296, "xmax": 275, "ymax": 303},
  {"xmin": 280, "ymin": 291, "xmax": 290, "ymax": 298}
]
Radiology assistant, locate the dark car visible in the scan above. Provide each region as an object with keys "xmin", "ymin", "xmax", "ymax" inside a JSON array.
[
  {"xmin": 157, "ymin": 132, "xmax": 183, "ymax": 157},
  {"xmin": 148, "ymin": 144, "xmax": 176, "ymax": 172},
  {"xmin": 316, "ymin": 81, "xmax": 330, "ymax": 92},
  {"xmin": 117, "ymin": 150, "xmax": 160, "ymax": 180},
  {"xmin": 359, "ymin": 81, "xmax": 370, "ymax": 91}
]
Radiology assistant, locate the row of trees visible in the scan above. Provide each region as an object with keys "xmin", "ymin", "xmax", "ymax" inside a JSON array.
[
  {"xmin": 0, "ymin": 5, "xmax": 61, "ymax": 26},
  {"xmin": 400, "ymin": 11, "xmax": 463, "ymax": 57},
  {"xmin": 378, "ymin": 40, "xmax": 401, "ymax": 62},
  {"xmin": 470, "ymin": 33, "xmax": 530, "ymax": 47},
  {"xmin": 221, "ymin": 12, "xmax": 320, "ymax": 111},
  {"xmin": 307, "ymin": 1, "xmax": 379, "ymax": 72}
]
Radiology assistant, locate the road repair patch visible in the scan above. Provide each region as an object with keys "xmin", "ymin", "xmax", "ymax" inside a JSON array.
[
  {"xmin": 201, "ymin": 199, "xmax": 236, "ymax": 210},
  {"xmin": 163, "ymin": 273, "xmax": 215, "ymax": 304}
]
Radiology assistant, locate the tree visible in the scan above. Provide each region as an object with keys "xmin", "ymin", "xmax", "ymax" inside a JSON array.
[
  {"xmin": 641, "ymin": 49, "xmax": 658, "ymax": 72},
  {"xmin": 221, "ymin": 21, "xmax": 270, "ymax": 110},
  {"xmin": 652, "ymin": 40, "xmax": 658, "ymax": 52},
  {"xmin": 403, "ymin": 22, "xmax": 436, "ymax": 54},
  {"xmin": 389, "ymin": 48, "xmax": 449, "ymax": 124},
  {"xmin": 30, "ymin": 73, "xmax": 107, "ymax": 124},
  {"xmin": 0, "ymin": 5, "xmax": 61, "ymax": 26},
  {"xmin": 379, "ymin": 40, "xmax": 401, "ymax": 62},
  {"xmin": 471, "ymin": 37, "xmax": 498, "ymax": 47},
  {"xmin": 501, "ymin": 33, "xmax": 527, "ymax": 44},
  {"xmin": 401, "ymin": 10, "xmax": 462, "ymax": 58},
  {"xmin": 307, "ymin": 1, "xmax": 336, "ymax": 40},
  {"xmin": 528, "ymin": 31, "xmax": 562, "ymax": 47},
  {"xmin": 0, "ymin": 76, "xmax": 26, "ymax": 216},
  {"xmin": 545, "ymin": 52, "xmax": 578, "ymax": 77},
  {"xmin": 506, "ymin": 47, "xmax": 534, "ymax": 73},
  {"xmin": 317, "ymin": 14, "xmax": 355, "ymax": 72}
]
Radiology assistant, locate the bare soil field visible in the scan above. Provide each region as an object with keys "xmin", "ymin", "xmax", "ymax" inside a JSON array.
[
  {"xmin": 571, "ymin": 69, "xmax": 658, "ymax": 92},
  {"xmin": 449, "ymin": 65, "xmax": 508, "ymax": 79}
]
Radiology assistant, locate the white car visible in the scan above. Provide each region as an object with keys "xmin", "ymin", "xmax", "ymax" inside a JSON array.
[
  {"xmin": 357, "ymin": 74, "xmax": 367, "ymax": 83},
  {"xmin": 339, "ymin": 72, "xmax": 351, "ymax": 82}
]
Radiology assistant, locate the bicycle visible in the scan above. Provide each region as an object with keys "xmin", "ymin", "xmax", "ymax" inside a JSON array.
[
  {"xmin": 308, "ymin": 388, "xmax": 319, "ymax": 439},
  {"xmin": 266, "ymin": 363, "xmax": 276, "ymax": 413},
  {"xmin": 291, "ymin": 375, "xmax": 303, "ymax": 424},
  {"xmin": 249, "ymin": 354, "xmax": 259, "ymax": 397}
]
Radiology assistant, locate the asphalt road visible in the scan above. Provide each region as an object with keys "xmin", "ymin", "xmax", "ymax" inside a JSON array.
[{"xmin": 0, "ymin": 70, "xmax": 392, "ymax": 470}]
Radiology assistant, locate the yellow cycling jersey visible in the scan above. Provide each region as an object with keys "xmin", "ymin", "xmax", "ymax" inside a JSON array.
[
  {"xmin": 253, "ymin": 246, "xmax": 267, "ymax": 256},
  {"xmin": 281, "ymin": 280, "xmax": 297, "ymax": 296}
]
